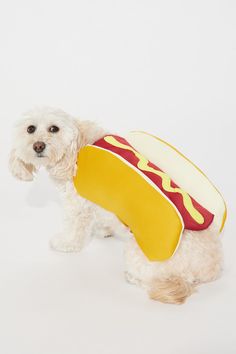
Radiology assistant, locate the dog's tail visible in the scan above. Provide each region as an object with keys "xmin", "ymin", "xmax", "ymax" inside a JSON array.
[{"xmin": 148, "ymin": 276, "xmax": 196, "ymax": 304}]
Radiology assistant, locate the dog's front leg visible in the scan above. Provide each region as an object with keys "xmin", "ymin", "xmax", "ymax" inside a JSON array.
[{"xmin": 50, "ymin": 182, "xmax": 96, "ymax": 252}]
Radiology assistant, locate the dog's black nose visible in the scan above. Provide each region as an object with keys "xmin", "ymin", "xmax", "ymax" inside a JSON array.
[{"xmin": 33, "ymin": 141, "xmax": 46, "ymax": 153}]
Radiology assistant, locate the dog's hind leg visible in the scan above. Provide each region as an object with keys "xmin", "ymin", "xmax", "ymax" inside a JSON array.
[
  {"xmin": 124, "ymin": 226, "xmax": 223, "ymax": 304},
  {"xmin": 93, "ymin": 206, "xmax": 131, "ymax": 239}
]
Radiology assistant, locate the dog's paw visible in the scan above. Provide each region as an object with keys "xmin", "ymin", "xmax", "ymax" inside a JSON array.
[
  {"xmin": 50, "ymin": 234, "xmax": 83, "ymax": 253},
  {"xmin": 124, "ymin": 271, "xmax": 141, "ymax": 286}
]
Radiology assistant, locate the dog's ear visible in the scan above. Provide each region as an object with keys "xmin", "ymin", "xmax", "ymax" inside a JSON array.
[
  {"xmin": 47, "ymin": 119, "xmax": 105, "ymax": 181},
  {"xmin": 9, "ymin": 149, "xmax": 36, "ymax": 181},
  {"xmin": 75, "ymin": 119, "xmax": 106, "ymax": 149}
]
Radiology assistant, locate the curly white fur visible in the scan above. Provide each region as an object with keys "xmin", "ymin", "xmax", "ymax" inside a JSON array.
[{"xmin": 9, "ymin": 107, "xmax": 223, "ymax": 304}]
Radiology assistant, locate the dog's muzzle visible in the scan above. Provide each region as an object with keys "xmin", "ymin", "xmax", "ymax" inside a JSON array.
[{"xmin": 33, "ymin": 141, "xmax": 46, "ymax": 154}]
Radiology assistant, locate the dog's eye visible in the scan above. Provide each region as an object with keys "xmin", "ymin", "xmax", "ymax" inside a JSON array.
[
  {"xmin": 48, "ymin": 125, "xmax": 60, "ymax": 133},
  {"xmin": 27, "ymin": 125, "xmax": 36, "ymax": 134}
]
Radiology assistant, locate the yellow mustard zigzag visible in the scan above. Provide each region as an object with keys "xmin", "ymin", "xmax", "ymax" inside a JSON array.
[{"xmin": 104, "ymin": 136, "xmax": 204, "ymax": 224}]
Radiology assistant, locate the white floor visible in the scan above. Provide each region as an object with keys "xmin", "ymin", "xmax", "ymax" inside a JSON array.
[{"xmin": 0, "ymin": 171, "xmax": 235, "ymax": 354}]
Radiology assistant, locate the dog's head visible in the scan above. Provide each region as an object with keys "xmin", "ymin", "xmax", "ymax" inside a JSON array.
[{"xmin": 9, "ymin": 107, "xmax": 104, "ymax": 182}]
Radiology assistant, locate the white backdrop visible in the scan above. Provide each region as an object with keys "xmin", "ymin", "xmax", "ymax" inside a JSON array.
[{"xmin": 0, "ymin": 1, "xmax": 235, "ymax": 354}]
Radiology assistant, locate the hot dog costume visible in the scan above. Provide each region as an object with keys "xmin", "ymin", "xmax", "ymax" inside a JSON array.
[{"xmin": 74, "ymin": 132, "xmax": 227, "ymax": 261}]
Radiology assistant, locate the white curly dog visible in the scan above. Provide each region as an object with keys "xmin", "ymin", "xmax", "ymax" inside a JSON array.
[{"xmin": 9, "ymin": 107, "xmax": 223, "ymax": 304}]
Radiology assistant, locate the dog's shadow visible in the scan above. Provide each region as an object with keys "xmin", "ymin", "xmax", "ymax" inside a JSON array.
[{"xmin": 26, "ymin": 169, "xmax": 60, "ymax": 208}]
